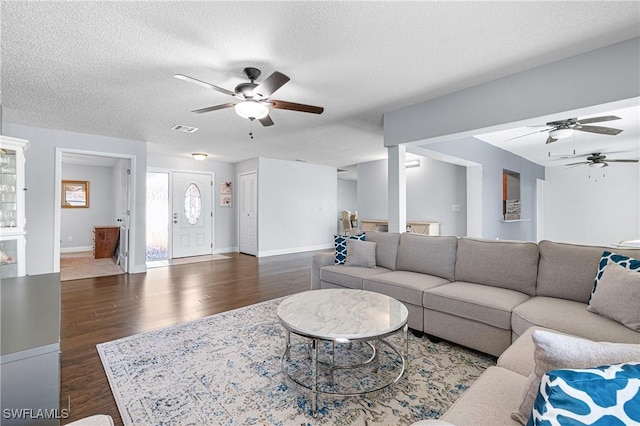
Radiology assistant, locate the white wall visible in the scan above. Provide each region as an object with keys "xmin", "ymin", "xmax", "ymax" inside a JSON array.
[
  {"xmin": 338, "ymin": 179, "xmax": 357, "ymax": 214},
  {"xmin": 544, "ymin": 163, "xmax": 640, "ymax": 246},
  {"xmin": 147, "ymin": 154, "xmax": 237, "ymax": 253},
  {"xmin": 61, "ymin": 164, "xmax": 115, "ymax": 250},
  {"xmin": 3, "ymin": 123, "xmax": 147, "ymax": 275},
  {"xmin": 257, "ymin": 158, "xmax": 337, "ymax": 256},
  {"xmin": 358, "ymin": 157, "xmax": 467, "ymax": 236}
]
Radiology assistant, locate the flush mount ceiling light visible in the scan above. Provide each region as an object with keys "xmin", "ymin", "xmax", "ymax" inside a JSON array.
[
  {"xmin": 548, "ymin": 127, "xmax": 574, "ymax": 139},
  {"xmin": 405, "ymin": 159, "xmax": 421, "ymax": 168},
  {"xmin": 234, "ymin": 100, "xmax": 269, "ymax": 120},
  {"xmin": 192, "ymin": 152, "xmax": 208, "ymax": 161}
]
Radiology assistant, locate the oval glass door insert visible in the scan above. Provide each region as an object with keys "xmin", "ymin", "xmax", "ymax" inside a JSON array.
[{"xmin": 184, "ymin": 183, "xmax": 202, "ymax": 225}]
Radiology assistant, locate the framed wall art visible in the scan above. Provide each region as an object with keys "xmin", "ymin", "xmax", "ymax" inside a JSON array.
[{"xmin": 61, "ymin": 180, "xmax": 90, "ymax": 208}]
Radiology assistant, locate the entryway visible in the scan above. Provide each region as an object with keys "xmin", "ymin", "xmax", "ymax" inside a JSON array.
[{"xmin": 146, "ymin": 170, "xmax": 214, "ymax": 263}]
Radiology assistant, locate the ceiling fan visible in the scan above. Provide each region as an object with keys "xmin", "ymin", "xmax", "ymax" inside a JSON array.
[
  {"xmin": 507, "ymin": 115, "xmax": 623, "ymax": 144},
  {"xmin": 175, "ymin": 67, "xmax": 324, "ymax": 127},
  {"xmin": 566, "ymin": 152, "xmax": 638, "ymax": 168}
]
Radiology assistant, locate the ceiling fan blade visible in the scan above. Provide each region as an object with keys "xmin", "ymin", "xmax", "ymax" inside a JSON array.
[
  {"xmin": 504, "ymin": 128, "xmax": 550, "ymax": 142},
  {"xmin": 565, "ymin": 161, "xmax": 590, "ymax": 166},
  {"xmin": 270, "ymin": 100, "xmax": 324, "ymax": 114},
  {"xmin": 605, "ymin": 159, "xmax": 639, "ymax": 163},
  {"xmin": 576, "ymin": 115, "xmax": 621, "ymax": 125},
  {"xmin": 253, "ymin": 72, "xmax": 290, "ymax": 99},
  {"xmin": 575, "ymin": 125, "xmax": 623, "ymax": 136},
  {"xmin": 192, "ymin": 103, "xmax": 236, "ymax": 114},
  {"xmin": 174, "ymin": 74, "xmax": 236, "ymax": 97},
  {"xmin": 258, "ymin": 114, "xmax": 274, "ymax": 127},
  {"xmin": 545, "ymin": 135, "xmax": 558, "ymax": 144}
]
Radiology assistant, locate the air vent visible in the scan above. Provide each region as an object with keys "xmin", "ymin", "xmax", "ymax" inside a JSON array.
[{"xmin": 171, "ymin": 124, "xmax": 199, "ymax": 133}]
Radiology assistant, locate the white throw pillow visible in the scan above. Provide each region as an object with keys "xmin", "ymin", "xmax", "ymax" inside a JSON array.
[{"xmin": 511, "ymin": 330, "xmax": 640, "ymax": 425}]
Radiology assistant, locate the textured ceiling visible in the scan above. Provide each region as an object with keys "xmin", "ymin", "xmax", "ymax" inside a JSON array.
[{"xmin": 2, "ymin": 1, "xmax": 639, "ymax": 168}]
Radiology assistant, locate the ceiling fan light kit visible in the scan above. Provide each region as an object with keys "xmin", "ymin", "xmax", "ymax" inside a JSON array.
[
  {"xmin": 234, "ymin": 100, "xmax": 269, "ymax": 120},
  {"xmin": 548, "ymin": 127, "xmax": 574, "ymax": 139}
]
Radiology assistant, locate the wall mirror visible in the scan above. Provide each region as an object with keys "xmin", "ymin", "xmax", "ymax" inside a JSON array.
[
  {"xmin": 61, "ymin": 180, "xmax": 90, "ymax": 208},
  {"xmin": 502, "ymin": 170, "xmax": 520, "ymax": 220}
]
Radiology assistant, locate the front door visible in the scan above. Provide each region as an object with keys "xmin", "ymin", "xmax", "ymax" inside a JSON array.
[{"xmin": 172, "ymin": 172, "xmax": 213, "ymax": 258}]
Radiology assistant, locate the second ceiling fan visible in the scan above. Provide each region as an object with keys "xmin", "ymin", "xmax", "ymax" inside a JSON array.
[
  {"xmin": 175, "ymin": 67, "xmax": 324, "ymax": 127},
  {"xmin": 507, "ymin": 115, "xmax": 624, "ymax": 144}
]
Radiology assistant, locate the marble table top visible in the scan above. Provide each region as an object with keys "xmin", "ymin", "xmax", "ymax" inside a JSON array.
[{"xmin": 277, "ymin": 289, "xmax": 408, "ymax": 340}]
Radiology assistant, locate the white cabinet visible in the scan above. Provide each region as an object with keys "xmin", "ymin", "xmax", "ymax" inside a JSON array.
[{"xmin": 0, "ymin": 136, "xmax": 29, "ymax": 278}]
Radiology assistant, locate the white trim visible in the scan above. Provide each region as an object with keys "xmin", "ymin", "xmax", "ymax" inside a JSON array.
[
  {"xmin": 54, "ymin": 148, "xmax": 137, "ymax": 274},
  {"xmin": 257, "ymin": 243, "xmax": 333, "ymax": 258},
  {"xmin": 60, "ymin": 246, "xmax": 93, "ymax": 253},
  {"xmin": 214, "ymin": 246, "xmax": 238, "ymax": 254},
  {"xmin": 0, "ymin": 343, "xmax": 60, "ymax": 365}
]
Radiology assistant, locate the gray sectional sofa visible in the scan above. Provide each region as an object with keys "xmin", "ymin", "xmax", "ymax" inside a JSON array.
[{"xmin": 311, "ymin": 232, "xmax": 640, "ymax": 357}]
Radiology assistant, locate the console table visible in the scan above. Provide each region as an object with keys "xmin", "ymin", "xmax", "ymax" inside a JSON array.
[{"xmin": 360, "ymin": 220, "xmax": 440, "ymax": 236}]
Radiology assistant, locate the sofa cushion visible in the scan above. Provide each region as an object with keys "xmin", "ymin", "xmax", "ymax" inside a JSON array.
[
  {"xmin": 319, "ymin": 265, "xmax": 389, "ymax": 289},
  {"xmin": 455, "ymin": 238, "xmax": 539, "ymax": 296},
  {"xmin": 440, "ymin": 366, "xmax": 525, "ymax": 426},
  {"xmin": 528, "ymin": 362, "xmax": 640, "ymax": 426},
  {"xmin": 536, "ymin": 240, "xmax": 640, "ymax": 303},
  {"xmin": 512, "ymin": 330, "xmax": 640, "ymax": 425},
  {"xmin": 364, "ymin": 231, "xmax": 400, "ymax": 271},
  {"xmin": 512, "ymin": 297, "xmax": 640, "ymax": 344},
  {"xmin": 363, "ymin": 271, "xmax": 449, "ymax": 306},
  {"xmin": 396, "ymin": 234, "xmax": 457, "ymax": 280},
  {"xmin": 423, "ymin": 282, "xmax": 530, "ymax": 330},
  {"xmin": 588, "ymin": 261, "xmax": 640, "ymax": 331},
  {"xmin": 344, "ymin": 240, "xmax": 377, "ymax": 268}
]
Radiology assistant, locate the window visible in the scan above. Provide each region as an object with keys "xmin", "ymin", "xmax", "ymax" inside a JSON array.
[{"xmin": 184, "ymin": 183, "xmax": 202, "ymax": 225}]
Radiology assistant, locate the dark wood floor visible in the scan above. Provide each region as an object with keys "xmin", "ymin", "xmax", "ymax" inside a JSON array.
[{"xmin": 59, "ymin": 251, "xmax": 315, "ymax": 425}]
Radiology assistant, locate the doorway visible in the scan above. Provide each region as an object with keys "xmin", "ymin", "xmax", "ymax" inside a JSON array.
[{"xmin": 55, "ymin": 151, "xmax": 132, "ymax": 280}]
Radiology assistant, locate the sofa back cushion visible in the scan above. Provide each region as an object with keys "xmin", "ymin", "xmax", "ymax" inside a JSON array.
[
  {"xmin": 396, "ymin": 233, "xmax": 457, "ymax": 280},
  {"xmin": 455, "ymin": 238, "xmax": 539, "ymax": 295},
  {"xmin": 536, "ymin": 240, "xmax": 640, "ymax": 303},
  {"xmin": 364, "ymin": 231, "xmax": 400, "ymax": 270}
]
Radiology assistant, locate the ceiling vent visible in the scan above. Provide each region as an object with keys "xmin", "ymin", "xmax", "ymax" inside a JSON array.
[{"xmin": 171, "ymin": 124, "xmax": 199, "ymax": 133}]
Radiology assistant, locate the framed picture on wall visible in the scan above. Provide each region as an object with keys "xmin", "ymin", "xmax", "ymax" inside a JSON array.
[
  {"xmin": 61, "ymin": 180, "xmax": 90, "ymax": 208},
  {"xmin": 220, "ymin": 181, "xmax": 232, "ymax": 194},
  {"xmin": 220, "ymin": 194, "xmax": 232, "ymax": 207}
]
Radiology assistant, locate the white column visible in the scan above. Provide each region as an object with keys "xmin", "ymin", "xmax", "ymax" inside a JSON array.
[{"xmin": 388, "ymin": 145, "xmax": 406, "ymax": 233}]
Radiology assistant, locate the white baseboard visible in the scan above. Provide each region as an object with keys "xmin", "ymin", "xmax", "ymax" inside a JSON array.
[
  {"xmin": 257, "ymin": 243, "xmax": 333, "ymax": 258},
  {"xmin": 214, "ymin": 246, "xmax": 238, "ymax": 254},
  {"xmin": 60, "ymin": 246, "xmax": 93, "ymax": 253},
  {"xmin": 129, "ymin": 264, "xmax": 147, "ymax": 274}
]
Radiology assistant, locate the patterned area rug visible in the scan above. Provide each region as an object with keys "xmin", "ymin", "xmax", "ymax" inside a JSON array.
[{"xmin": 97, "ymin": 298, "xmax": 495, "ymax": 425}]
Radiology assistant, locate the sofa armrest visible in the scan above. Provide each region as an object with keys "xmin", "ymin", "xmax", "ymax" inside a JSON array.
[{"xmin": 311, "ymin": 252, "xmax": 334, "ymax": 290}]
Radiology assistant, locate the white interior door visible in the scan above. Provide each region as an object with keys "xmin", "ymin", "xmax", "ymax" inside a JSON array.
[
  {"xmin": 239, "ymin": 172, "xmax": 257, "ymax": 256},
  {"xmin": 172, "ymin": 172, "xmax": 213, "ymax": 258}
]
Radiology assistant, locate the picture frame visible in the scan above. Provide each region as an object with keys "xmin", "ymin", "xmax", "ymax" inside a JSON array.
[{"xmin": 61, "ymin": 180, "xmax": 90, "ymax": 208}]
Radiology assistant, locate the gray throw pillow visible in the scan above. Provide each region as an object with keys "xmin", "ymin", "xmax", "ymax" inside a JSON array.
[
  {"xmin": 344, "ymin": 240, "xmax": 377, "ymax": 268},
  {"xmin": 587, "ymin": 262, "xmax": 640, "ymax": 331},
  {"xmin": 511, "ymin": 330, "xmax": 640, "ymax": 425}
]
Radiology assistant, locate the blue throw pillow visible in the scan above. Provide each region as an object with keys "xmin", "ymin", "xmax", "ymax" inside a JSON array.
[
  {"xmin": 334, "ymin": 234, "xmax": 365, "ymax": 265},
  {"xmin": 589, "ymin": 251, "xmax": 640, "ymax": 304},
  {"xmin": 527, "ymin": 362, "xmax": 640, "ymax": 426}
]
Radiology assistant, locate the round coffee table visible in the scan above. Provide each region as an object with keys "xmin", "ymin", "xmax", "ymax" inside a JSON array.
[{"xmin": 277, "ymin": 288, "xmax": 408, "ymax": 416}]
